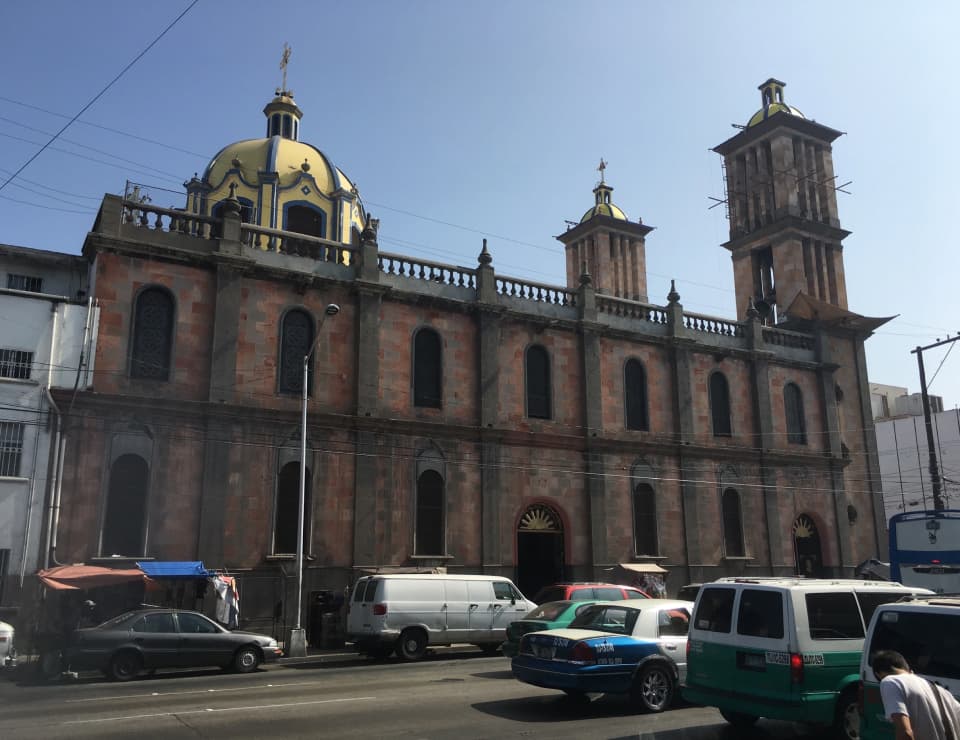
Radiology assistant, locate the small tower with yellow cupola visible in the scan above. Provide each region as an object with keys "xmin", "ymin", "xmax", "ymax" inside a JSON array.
[
  {"xmin": 556, "ymin": 162, "xmax": 654, "ymax": 302},
  {"xmin": 185, "ymin": 55, "xmax": 365, "ymax": 247},
  {"xmin": 714, "ymin": 78, "xmax": 850, "ymax": 323}
]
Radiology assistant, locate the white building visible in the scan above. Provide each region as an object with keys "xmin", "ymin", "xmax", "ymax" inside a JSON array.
[
  {"xmin": 0, "ymin": 244, "xmax": 97, "ymax": 611},
  {"xmin": 872, "ymin": 383, "xmax": 958, "ymax": 524}
]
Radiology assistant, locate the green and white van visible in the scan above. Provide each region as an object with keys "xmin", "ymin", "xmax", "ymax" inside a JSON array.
[
  {"xmin": 859, "ymin": 596, "xmax": 960, "ymax": 740},
  {"xmin": 682, "ymin": 578, "xmax": 932, "ymax": 739}
]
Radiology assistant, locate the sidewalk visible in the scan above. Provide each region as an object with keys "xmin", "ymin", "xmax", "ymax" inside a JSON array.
[{"xmin": 276, "ymin": 643, "xmax": 487, "ymax": 668}]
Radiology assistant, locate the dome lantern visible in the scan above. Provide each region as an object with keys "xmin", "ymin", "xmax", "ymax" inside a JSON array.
[
  {"xmin": 747, "ymin": 78, "xmax": 805, "ymax": 128},
  {"xmin": 263, "ymin": 43, "xmax": 302, "ymax": 141}
]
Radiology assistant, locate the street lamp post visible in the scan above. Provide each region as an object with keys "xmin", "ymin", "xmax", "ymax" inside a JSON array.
[{"xmin": 287, "ymin": 302, "xmax": 339, "ymax": 658}]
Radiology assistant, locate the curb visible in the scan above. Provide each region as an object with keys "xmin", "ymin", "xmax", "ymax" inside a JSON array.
[{"xmin": 275, "ymin": 643, "xmax": 493, "ymax": 668}]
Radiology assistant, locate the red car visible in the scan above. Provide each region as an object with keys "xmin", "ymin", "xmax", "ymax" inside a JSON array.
[{"xmin": 532, "ymin": 582, "xmax": 649, "ymax": 604}]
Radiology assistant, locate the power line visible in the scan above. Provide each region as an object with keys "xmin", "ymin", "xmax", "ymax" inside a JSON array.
[{"xmin": 0, "ymin": 0, "xmax": 199, "ymax": 194}]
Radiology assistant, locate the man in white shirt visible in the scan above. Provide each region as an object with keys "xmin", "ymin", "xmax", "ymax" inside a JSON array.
[{"xmin": 872, "ymin": 650, "xmax": 960, "ymax": 740}]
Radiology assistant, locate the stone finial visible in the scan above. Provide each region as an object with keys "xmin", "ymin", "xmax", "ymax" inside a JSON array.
[
  {"xmin": 301, "ymin": 158, "xmax": 311, "ymax": 172},
  {"xmin": 667, "ymin": 279, "xmax": 680, "ymax": 304},
  {"xmin": 361, "ymin": 213, "xmax": 379, "ymax": 243},
  {"xmin": 478, "ymin": 238, "xmax": 492, "ymax": 265},
  {"xmin": 746, "ymin": 296, "xmax": 761, "ymax": 320},
  {"xmin": 224, "ymin": 182, "xmax": 241, "ymax": 215},
  {"xmin": 579, "ymin": 268, "xmax": 592, "ymax": 287}
]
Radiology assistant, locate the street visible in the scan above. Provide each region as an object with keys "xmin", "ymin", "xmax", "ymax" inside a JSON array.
[{"xmin": 0, "ymin": 650, "xmax": 835, "ymax": 739}]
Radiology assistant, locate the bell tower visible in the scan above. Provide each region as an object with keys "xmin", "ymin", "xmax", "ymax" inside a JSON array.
[{"xmin": 714, "ymin": 79, "xmax": 850, "ymax": 322}]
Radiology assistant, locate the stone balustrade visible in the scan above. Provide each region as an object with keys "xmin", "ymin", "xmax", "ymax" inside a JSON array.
[
  {"xmin": 762, "ymin": 326, "xmax": 816, "ymax": 350},
  {"xmin": 121, "ymin": 200, "xmax": 218, "ymax": 239},
  {"xmin": 378, "ymin": 251, "xmax": 477, "ymax": 288},
  {"xmin": 240, "ymin": 223, "xmax": 353, "ymax": 263},
  {"xmin": 495, "ymin": 275, "xmax": 576, "ymax": 306},
  {"xmin": 683, "ymin": 311, "xmax": 745, "ymax": 337},
  {"xmin": 596, "ymin": 295, "xmax": 668, "ymax": 324}
]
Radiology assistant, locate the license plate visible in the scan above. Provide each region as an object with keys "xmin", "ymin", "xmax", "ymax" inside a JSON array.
[
  {"xmin": 534, "ymin": 644, "xmax": 555, "ymax": 659},
  {"xmin": 744, "ymin": 653, "xmax": 765, "ymax": 668}
]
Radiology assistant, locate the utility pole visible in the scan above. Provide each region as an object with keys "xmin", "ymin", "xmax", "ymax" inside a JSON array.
[{"xmin": 911, "ymin": 335, "xmax": 960, "ymax": 510}]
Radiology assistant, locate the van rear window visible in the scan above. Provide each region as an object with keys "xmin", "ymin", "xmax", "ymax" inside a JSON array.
[
  {"xmin": 856, "ymin": 591, "xmax": 913, "ymax": 628},
  {"xmin": 353, "ymin": 580, "xmax": 368, "ymax": 603},
  {"xmin": 806, "ymin": 592, "xmax": 864, "ymax": 639},
  {"xmin": 737, "ymin": 589, "xmax": 784, "ymax": 639},
  {"xmin": 694, "ymin": 587, "xmax": 735, "ymax": 633},
  {"xmin": 869, "ymin": 612, "xmax": 960, "ymax": 680},
  {"xmin": 363, "ymin": 579, "xmax": 379, "ymax": 602}
]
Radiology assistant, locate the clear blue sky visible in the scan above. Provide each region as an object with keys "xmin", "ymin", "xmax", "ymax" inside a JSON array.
[{"xmin": 1, "ymin": 1, "xmax": 957, "ymax": 407}]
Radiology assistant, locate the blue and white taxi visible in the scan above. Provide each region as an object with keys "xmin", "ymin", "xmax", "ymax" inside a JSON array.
[{"xmin": 511, "ymin": 599, "xmax": 692, "ymax": 712}]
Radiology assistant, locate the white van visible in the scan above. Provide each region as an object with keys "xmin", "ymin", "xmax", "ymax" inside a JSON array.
[
  {"xmin": 859, "ymin": 596, "xmax": 960, "ymax": 739},
  {"xmin": 347, "ymin": 574, "xmax": 536, "ymax": 660},
  {"xmin": 684, "ymin": 578, "xmax": 932, "ymax": 739}
]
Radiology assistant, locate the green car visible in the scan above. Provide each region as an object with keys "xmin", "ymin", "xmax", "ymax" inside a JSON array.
[{"xmin": 501, "ymin": 600, "xmax": 601, "ymax": 657}]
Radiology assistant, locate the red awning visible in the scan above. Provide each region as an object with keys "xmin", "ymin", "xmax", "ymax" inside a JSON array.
[{"xmin": 37, "ymin": 565, "xmax": 147, "ymax": 591}]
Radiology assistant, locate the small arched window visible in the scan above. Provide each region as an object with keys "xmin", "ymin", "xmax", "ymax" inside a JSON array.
[
  {"xmin": 285, "ymin": 204, "xmax": 326, "ymax": 240},
  {"xmin": 722, "ymin": 488, "xmax": 745, "ymax": 557},
  {"xmin": 130, "ymin": 287, "xmax": 174, "ymax": 380},
  {"xmin": 102, "ymin": 454, "xmax": 149, "ymax": 556},
  {"xmin": 415, "ymin": 470, "xmax": 444, "ymax": 556},
  {"xmin": 274, "ymin": 461, "xmax": 311, "ymax": 554},
  {"xmin": 413, "ymin": 328, "xmax": 442, "ymax": 408},
  {"xmin": 526, "ymin": 345, "xmax": 551, "ymax": 419},
  {"xmin": 282, "ymin": 115, "xmax": 292, "ymax": 139},
  {"xmin": 278, "ymin": 309, "xmax": 314, "ymax": 394},
  {"xmin": 633, "ymin": 482, "xmax": 658, "ymax": 556},
  {"xmin": 709, "ymin": 372, "xmax": 732, "ymax": 437},
  {"xmin": 784, "ymin": 382, "xmax": 807, "ymax": 444},
  {"xmin": 624, "ymin": 359, "xmax": 649, "ymax": 431},
  {"xmin": 270, "ymin": 114, "xmax": 281, "ymax": 137}
]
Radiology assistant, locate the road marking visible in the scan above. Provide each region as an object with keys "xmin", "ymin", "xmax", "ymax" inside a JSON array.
[
  {"xmin": 64, "ymin": 696, "xmax": 376, "ymax": 724},
  {"xmin": 65, "ymin": 680, "xmax": 327, "ymax": 703}
]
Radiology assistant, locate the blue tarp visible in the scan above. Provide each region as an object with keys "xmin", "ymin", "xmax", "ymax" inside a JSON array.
[{"xmin": 137, "ymin": 561, "xmax": 211, "ymax": 578}]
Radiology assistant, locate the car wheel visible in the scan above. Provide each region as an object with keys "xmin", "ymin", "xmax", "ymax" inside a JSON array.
[
  {"xmin": 633, "ymin": 663, "xmax": 675, "ymax": 713},
  {"xmin": 397, "ymin": 628, "xmax": 427, "ymax": 661},
  {"xmin": 109, "ymin": 651, "xmax": 142, "ymax": 682},
  {"xmin": 233, "ymin": 646, "xmax": 260, "ymax": 674},
  {"xmin": 720, "ymin": 709, "xmax": 759, "ymax": 728},
  {"xmin": 479, "ymin": 643, "xmax": 500, "ymax": 656},
  {"xmin": 834, "ymin": 688, "xmax": 860, "ymax": 740}
]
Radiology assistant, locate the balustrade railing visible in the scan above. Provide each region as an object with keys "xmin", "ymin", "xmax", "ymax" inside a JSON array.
[
  {"xmin": 762, "ymin": 326, "xmax": 816, "ymax": 350},
  {"xmin": 596, "ymin": 295, "xmax": 668, "ymax": 324},
  {"xmin": 683, "ymin": 311, "xmax": 744, "ymax": 337},
  {"xmin": 378, "ymin": 252, "xmax": 476, "ymax": 288},
  {"xmin": 241, "ymin": 224, "xmax": 353, "ymax": 263},
  {"xmin": 121, "ymin": 200, "xmax": 218, "ymax": 239},
  {"xmin": 495, "ymin": 276, "xmax": 576, "ymax": 306}
]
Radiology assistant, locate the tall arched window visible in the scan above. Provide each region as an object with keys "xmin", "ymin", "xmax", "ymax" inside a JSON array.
[
  {"xmin": 130, "ymin": 287, "xmax": 174, "ymax": 380},
  {"xmin": 709, "ymin": 371, "xmax": 732, "ymax": 437},
  {"xmin": 274, "ymin": 461, "xmax": 311, "ymax": 554},
  {"xmin": 722, "ymin": 488, "xmax": 745, "ymax": 557},
  {"xmin": 284, "ymin": 204, "xmax": 326, "ymax": 240},
  {"xmin": 413, "ymin": 328, "xmax": 442, "ymax": 408},
  {"xmin": 415, "ymin": 470, "xmax": 444, "ymax": 555},
  {"xmin": 624, "ymin": 359, "xmax": 649, "ymax": 431},
  {"xmin": 633, "ymin": 482, "xmax": 658, "ymax": 555},
  {"xmin": 278, "ymin": 310, "xmax": 314, "ymax": 394},
  {"xmin": 526, "ymin": 345, "xmax": 551, "ymax": 420},
  {"xmin": 102, "ymin": 454, "xmax": 149, "ymax": 556},
  {"xmin": 784, "ymin": 382, "xmax": 807, "ymax": 444}
]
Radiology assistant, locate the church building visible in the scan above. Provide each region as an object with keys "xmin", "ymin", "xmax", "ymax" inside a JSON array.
[{"xmin": 48, "ymin": 77, "xmax": 889, "ymax": 633}]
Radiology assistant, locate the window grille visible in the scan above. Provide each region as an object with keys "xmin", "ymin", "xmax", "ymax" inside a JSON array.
[
  {"xmin": 415, "ymin": 469, "xmax": 445, "ymax": 556},
  {"xmin": 278, "ymin": 310, "xmax": 313, "ymax": 394},
  {"xmin": 722, "ymin": 488, "xmax": 745, "ymax": 557},
  {"xmin": 0, "ymin": 422, "xmax": 24, "ymax": 477},
  {"xmin": 0, "ymin": 349, "xmax": 32, "ymax": 379},
  {"xmin": 633, "ymin": 483, "xmax": 659, "ymax": 555},
  {"xmin": 6, "ymin": 273, "xmax": 43, "ymax": 293},
  {"xmin": 784, "ymin": 383, "xmax": 807, "ymax": 444},
  {"xmin": 710, "ymin": 372, "xmax": 732, "ymax": 437},
  {"xmin": 413, "ymin": 329, "xmax": 442, "ymax": 408},
  {"xmin": 625, "ymin": 359, "xmax": 649, "ymax": 431},
  {"xmin": 130, "ymin": 288, "xmax": 174, "ymax": 380},
  {"xmin": 525, "ymin": 345, "xmax": 552, "ymax": 419}
]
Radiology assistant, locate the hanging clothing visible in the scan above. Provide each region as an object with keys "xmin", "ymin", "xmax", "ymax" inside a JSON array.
[{"xmin": 211, "ymin": 575, "xmax": 240, "ymax": 629}]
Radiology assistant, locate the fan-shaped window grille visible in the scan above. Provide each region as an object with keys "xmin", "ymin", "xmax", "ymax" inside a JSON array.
[
  {"xmin": 518, "ymin": 504, "xmax": 562, "ymax": 532},
  {"xmin": 709, "ymin": 372, "xmax": 732, "ymax": 437},
  {"xmin": 279, "ymin": 310, "xmax": 314, "ymax": 394},
  {"xmin": 130, "ymin": 288, "xmax": 174, "ymax": 380}
]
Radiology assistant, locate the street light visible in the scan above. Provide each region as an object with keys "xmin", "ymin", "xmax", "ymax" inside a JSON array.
[{"xmin": 287, "ymin": 302, "xmax": 340, "ymax": 658}]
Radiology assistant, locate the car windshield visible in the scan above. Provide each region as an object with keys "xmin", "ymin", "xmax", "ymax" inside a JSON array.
[
  {"xmin": 569, "ymin": 604, "xmax": 640, "ymax": 635},
  {"xmin": 524, "ymin": 601, "xmax": 574, "ymax": 621},
  {"xmin": 94, "ymin": 612, "xmax": 137, "ymax": 629}
]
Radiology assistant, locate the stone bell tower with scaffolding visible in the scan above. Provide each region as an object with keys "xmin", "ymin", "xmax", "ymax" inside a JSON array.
[{"xmin": 714, "ymin": 79, "xmax": 851, "ymax": 323}]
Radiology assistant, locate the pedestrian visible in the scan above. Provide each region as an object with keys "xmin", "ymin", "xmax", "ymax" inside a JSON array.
[{"xmin": 871, "ymin": 649, "xmax": 960, "ymax": 740}]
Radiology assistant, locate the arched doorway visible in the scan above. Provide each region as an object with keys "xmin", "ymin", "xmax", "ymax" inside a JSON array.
[
  {"xmin": 516, "ymin": 503, "xmax": 565, "ymax": 599},
  {"xmin": 793, "ymin": 513, "xmax": 824, "ymax": 577}
]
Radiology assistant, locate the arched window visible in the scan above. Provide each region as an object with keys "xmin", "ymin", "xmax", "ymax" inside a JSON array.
[
  {"xmin": 624, "ymin": 359, "xmax": 649, "ymax": 431},
  {"xmin": 709, "ymin": 371, "xmax": 732, "ymax": 437},
  {"xmin": 526, "ymin": 345, "xmax": 551, "ymax": 420},
  {"xmin": 784, "ymin": 382, "xmax": 807, "ymax": 444},
  {"xmin": 270, "ymin": 114, "xmax": 281, "ymax": 137},
  {"xmin": 284, "ymin": 204, "xmax": 326, "ymax": 240},
  {"xmin": 722, "ymin": 488, "xmax": 745, "ymax": 557},
  {"xmin": 130, "ymin": 287, "xmax": 174, "ymax": 380},
  {"xmin": 415, "ymin": 470, "xmax": 444, "ymax": 555},
  {"xmin": 282, "ymin": 115, "xmax": 292, "ymax": 139},
  {"xmin": 278, "ymin": 309, "xmax": 314, "ymax": 394},
  {"xmin": 102, "ymin": 454, "xmax": 149, "ymax": 556},
  {"xmin": 210, "ymin": 199, "xmax": 253, "ymax": 238},
  {"xmin": 633, "ymin": 482, "xmax": 658, "ymax": 555},
  {"xmin": 274, "ymin": 461, "xmax": 311, "ymax": 554},
  {"xmin": 413, "ymin": 328, "xmax": 442, "ymax": 408}
]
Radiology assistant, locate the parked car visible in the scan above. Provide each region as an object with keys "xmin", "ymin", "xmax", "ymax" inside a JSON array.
[
  {"xmin": 511, "ymin": 599, "xmax": 693, "ymax": 712},
  {"xmin": 859, "ymin": 595, "xmax": 960, "ymax": 740},
  {"xmin": 347, "ymin": 574, "xmax": 536, "ymax": 660},
  {"xmin": 683, "ymin": 577, "xmax": 933, "ymax": 739},
  {"xmin": 532, "ymin": 582, "xmax": 649, "ymax": 604},
  {"xmin": 0, "ymin": 620, "xmax": 14, "ymax": 669},
  {"xmin": 501, "ymin": 600, "xmax": 602, "ymax": 658},
  {"xmin": 64, "ymin": 608, "xmax": 282, "ymax": 681}
]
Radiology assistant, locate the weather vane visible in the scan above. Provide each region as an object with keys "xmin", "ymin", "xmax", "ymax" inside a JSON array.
[
  {"xmin": 280, "ymin": 43, "xmax": 292, "ymax": 93},
  {"xmin": 598, "ymin": 158, "xmax": 607, "ymax": 184}
]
